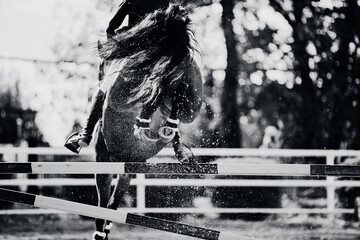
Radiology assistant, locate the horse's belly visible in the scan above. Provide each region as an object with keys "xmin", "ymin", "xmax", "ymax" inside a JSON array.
[{"xmin": 102, "ymin": 106, "xmax": 168, "ymax": 162}]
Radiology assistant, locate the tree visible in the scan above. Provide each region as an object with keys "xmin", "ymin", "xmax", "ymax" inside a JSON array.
[
  {"xmin": 268, "ymin": 0, "xmax": 319, "ymax": 148},
  {"xmin": 268, "ymin": 0, "xmax": 360, "ymax": 150},
  {"xmin": 322, "ymin": 0, "xmax": 360, "ymax": 150},
  {"xmin": 219, "ymin": 0, "xmax": 242, "ymax": 148}
]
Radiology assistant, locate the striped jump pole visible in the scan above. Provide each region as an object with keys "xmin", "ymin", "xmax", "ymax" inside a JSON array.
[
  {"xmin": 1, "ymin": 162, "xmax": 360, "ymax": 176},
  {"xmin": 0, "ymin": 188, "xmax": 253, "ymax": 240}
]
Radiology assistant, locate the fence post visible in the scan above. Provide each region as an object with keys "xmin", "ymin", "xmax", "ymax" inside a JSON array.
[
  {"xmin": 16, "ymin": 144, "xmax": 29, "ymax": 193},
  {"xmin": 326, "ymin": 155, "xmax": 336, "ymax": 223},
  {"xmin": 136, "ymin": 174, "xmax": 146, "ymax": 213}
]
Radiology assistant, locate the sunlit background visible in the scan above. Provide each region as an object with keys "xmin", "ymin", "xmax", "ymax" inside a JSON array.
[
  {"xmin": 2, "ymin": 0, "xmax": 359, "ymax": 152},
  {"xmin": 0, "ymin": 0, "xmax": 296, "ymax": 147}
]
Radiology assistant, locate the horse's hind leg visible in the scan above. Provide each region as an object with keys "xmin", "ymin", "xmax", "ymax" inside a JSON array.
[
  {"xmin": 104, "ymin": 174, "xmax": 131, "ymax": 232},
  {"xmin": 93, "ymin": 131, "xmax": 112, "ymax": 240},
  {"xmin": 107, "ymin": 174, "xmax": 131, "ymax": 210},
  {"xmin": 94, "ymin": 173, "xmax": 112, "ymax": 239}
]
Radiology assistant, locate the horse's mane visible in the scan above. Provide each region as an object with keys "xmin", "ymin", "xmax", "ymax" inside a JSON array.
[{"xmin": 99, "ymin": 4, "xmax": 198, "ymax": 106}]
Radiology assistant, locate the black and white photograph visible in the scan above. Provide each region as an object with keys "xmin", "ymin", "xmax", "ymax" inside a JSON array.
[{"xmin": 1, "ymin": 0, "xmax": 360, "ymax": 239}]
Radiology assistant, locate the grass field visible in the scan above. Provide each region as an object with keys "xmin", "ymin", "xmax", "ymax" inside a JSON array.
[{"xmin": 1, "ymin": 213, "xmax": 360, "ymax": 240}]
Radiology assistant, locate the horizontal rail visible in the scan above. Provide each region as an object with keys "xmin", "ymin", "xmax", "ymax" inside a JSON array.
[
  {"xmin": 1, "ymin": 147, "xmax": 359, "ymax": 221},
  {"xmin": 0, "ymin": 208, "xmax": 354, "ymax": 215},
  {"xmin": 1, "ymin": 162, "xmax": 360, "ymax": 176},
  {"xmin": 0, "ymin": 188, "xmax": 251, "ymax": 240},
  {"xmin": 1, "ymin": 178, "xmax": 360, "ymax": 187},
  {"xmin": 1, "ymin": 147, "xmax": 360, "ymax": 157}
]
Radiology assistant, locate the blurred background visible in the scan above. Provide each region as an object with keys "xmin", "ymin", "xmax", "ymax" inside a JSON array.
[
  {"xmin": 1, "ymin": 0, "xmax": 360, "ymax": 239},
  {"xmin": 1, "ymin": 0, "xmax": 359, "ymax": 151}
]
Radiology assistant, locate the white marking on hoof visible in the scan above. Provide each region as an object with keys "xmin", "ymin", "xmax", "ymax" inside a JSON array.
[
  {"xmin": 105, "ymin": 222, "xmax": 113, "ymax": 230},
  {"xmin": 92, "ymin": 231, "xmax": 106, "ymax": 240}
]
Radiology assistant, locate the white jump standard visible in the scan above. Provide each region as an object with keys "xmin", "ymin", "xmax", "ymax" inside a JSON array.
[
  {"xmin": 0, "ymin": 188, "xmax": 252, "ymax": 240},
  {"xmin": 1, "ymin": 162, "xmax": 360, "ymax": 176}
]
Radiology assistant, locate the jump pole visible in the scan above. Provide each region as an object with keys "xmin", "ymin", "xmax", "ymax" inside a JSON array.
[
  {"xmin": 0, "ymin": 188, "xmax": 252, "ymax": 240},
  {"xmin": 1, "ymin": 162, "xmax": 360, "ymax": 176}
]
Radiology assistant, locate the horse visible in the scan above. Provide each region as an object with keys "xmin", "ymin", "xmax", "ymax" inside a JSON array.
[{"xmin": 91, "ymin": 5, "xmax": 203, "ymax": 240}]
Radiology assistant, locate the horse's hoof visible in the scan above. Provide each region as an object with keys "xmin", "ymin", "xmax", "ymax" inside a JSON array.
[
  {"xmin": 158, "ymin": 118, "xmax": 180, "ymax": 143},
  {"xmin": 175, "ymin": 143, "xmax": 197, "ymax": 164},
  {"xmin": 134, "ymin": 128, "xmax": 159, "ymax": 142},
  {"xmin": 158, "ymin": 126, "xmax": 177, "ymax": 143},
  {"xmin": 92, "ymin": 231, "xmax": 106, "ymax": 240}
]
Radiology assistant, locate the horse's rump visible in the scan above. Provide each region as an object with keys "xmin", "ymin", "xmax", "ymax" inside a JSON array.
[
  {"xmin": 99, "ymin": 105, "xmax": 167, "ymax": 162},
  {"xmin": 99, "ymin": 60, "xmax": 202, "ymax": 162},
  {"xmin": 95, "ymin": 4, "xmax": 203, "ymax": 163}
]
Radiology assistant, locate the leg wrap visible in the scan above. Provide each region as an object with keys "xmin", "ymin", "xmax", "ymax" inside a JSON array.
[
  {"xmin": 157, "ymin": 83, "xmax": 185, "ymax": 142},
  {"xmin": 134, "ymin": 98, "xmax": 161, "ymax": 142},
  {"xmin": 133, "ymin": 117, "xmax": 159, "ymax": 142}
]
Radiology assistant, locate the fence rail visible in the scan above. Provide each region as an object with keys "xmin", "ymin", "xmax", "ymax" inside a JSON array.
[
  {"xmin": 1, "ymin": 147, "xmax": 360, "ymax": 157},
  {"xmin": 2, "ymin": 162, "xmax": 360, "ymax": 176},
  {"xmin": 0, "ymin": 208, "xmax": 354, "ymax": 216},
  {"xmin": 1, "ymin": 147, "xmax": 360, "ymax": 217},
  {"xmin": 1, "ymin": 178, "xmax": 360, "ymax": 187}
]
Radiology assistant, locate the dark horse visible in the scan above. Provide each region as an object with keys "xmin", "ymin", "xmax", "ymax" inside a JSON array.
[{"xmin": 92, "ymin": 5, "xmax": 202, "ymax": 240}]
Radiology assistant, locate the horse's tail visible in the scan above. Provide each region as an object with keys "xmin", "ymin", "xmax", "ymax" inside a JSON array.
[{"xmin": 99, "ymin": 4, "xmax": 197, "ymax": 105}]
